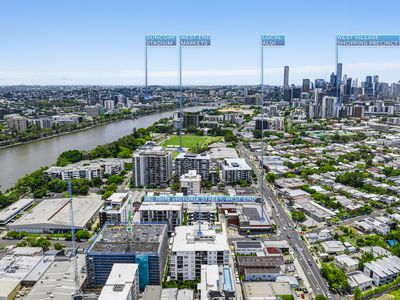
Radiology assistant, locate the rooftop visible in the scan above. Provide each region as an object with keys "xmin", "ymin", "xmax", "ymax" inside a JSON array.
[
  {"xmin": 9, "ymin": 195, "xmax": 103, "ymax": 230},
  {"xmin": 243, "ymin": 282, "xmax": 292, "ymax": 299},
  {"xmin": 24, "ymin": 254, "xmax": 86, "ymax": 300},
  {"xmin": 0, "ymin": 198, "xmax": 34, "ymax": 224},
  {"xmin": 222, "ymin": 158, "xmax": 251, "ymax": 171},
  {"xmin": 98, "ymin": 263, "xmax": 138, "ymax": 300},
  {"xmin": 172, "ymin": 224, "xmax": 229, "ymax": 253},
  {"xmin": 348, "ymin": 271, "xmax": 373, "ymax": 289},
  {"xmin": 88, "ymin": 224, "xmax": 167, "ymax": 254}
]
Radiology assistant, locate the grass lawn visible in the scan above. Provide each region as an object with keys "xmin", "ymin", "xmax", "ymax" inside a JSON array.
[
  {"xmin": 341, "ymin": 235, "xmax": 358, "ymax": 247},
  {"xmin": 389, "ymin": 290, "xmax": 400, "ymax": 299},
  {"xmin": 162, "ymin": 135, "xmax": 221, "ymax": 150}
]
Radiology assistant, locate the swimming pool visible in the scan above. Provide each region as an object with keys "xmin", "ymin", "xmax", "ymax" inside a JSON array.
[{"xmin": 223, "ymin": 266, "xmax": 234, "ymax": 291}]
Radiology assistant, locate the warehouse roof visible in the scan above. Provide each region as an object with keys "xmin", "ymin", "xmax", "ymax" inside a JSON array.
[{"xmin": 9, "ymin": 195, "xmax": 103, "ymax": 231}]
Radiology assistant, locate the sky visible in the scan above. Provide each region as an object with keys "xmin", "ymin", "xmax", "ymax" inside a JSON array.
[{"xmin": 1, "ymin": 0, "xmax": 399, "ymax": 86}]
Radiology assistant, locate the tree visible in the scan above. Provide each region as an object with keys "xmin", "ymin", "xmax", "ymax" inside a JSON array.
[
  {"xmin": 354, "ymin": 287, "xmax": 362, "ymax": 299},
  {"xmin": 291, "ymin": 210, "xmax": 306, "ymax": 222},
  {"xmin": 107, "ymin": 174, "xmax": 124, "ymax": 185},
  {"xmin": 75, "ymin": 230, "xmax": 90, "ymax": 241},
  {"xmin": 36, "ymin": 237, "xmax": 51, "ymax": 251},
  {"xmin": 54, "ymin": 242, "xmax": 63, "ymax": 250},
  {"xmin": 266, "ymin": 172, "xmax": 278, "ymax": 183},
  {"xmin": 321, "ymin": 263, "xmax": 349, "ymax": 293},
  {"xmin": 48, "ymin": 179, "xmax": 68, "ymax": 193},
  {"xmin": 315, "ymin": 296, "xmax": 328, "ymax": 300},
  {"xmin": 224, "ymin": 130, "xmax": 238, "ymax": 143},
  {"xmin": 117, "ymin": 146, "xmax": 132, "ymax": 158},
  {"xmin": 71, "ymin": 179, "xmax": 90, "ymax": 195},
  {"xmin": 57, "ymin": 150, "xmax": 83, "ymax": 166},
  {"xmin": 238, "ymin": 179, "xmax": 251, "ymax": 187}
]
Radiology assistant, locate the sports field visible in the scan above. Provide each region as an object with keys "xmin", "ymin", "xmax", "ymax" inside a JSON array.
[{"xmin": 162, "ymin": 135, "xmax": 221, "ymax": 150}]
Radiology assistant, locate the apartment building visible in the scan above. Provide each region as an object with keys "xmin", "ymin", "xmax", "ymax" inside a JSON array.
[
  {"xmin": 99, "ymin": 193, "xmax": 131, "ymax": 227},
  {"xmin": 180, "ymin": 170, "xmax": 201, "ymax": 195},
  {"xmin": 44, "ymin": 158, "xmax": 124, "ymax": 181},
  {"xmin": 175, "ymin": 152, "xmax": 210, "ymax": 181},
  {"xmin": 221, "ymin": 158, "xmax": 252, "ymax": 184},
  {"xmin": 363, "ymin": 256, "xmax": 400, "ymax": 286},
  {"xmin": 139, "ymin": 202, "xmax": 183, "ymax": 233},
  {"xmin": 170, "ymin": 224, "xmax": 230, "ymax": 281},
  {"xmin": 132, "ymin": 142, "xmax": 172, "ymax": 188}
]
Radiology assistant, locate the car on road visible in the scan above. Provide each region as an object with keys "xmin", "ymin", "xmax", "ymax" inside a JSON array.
[
  {"xmin": 307, "ymin": 260, "xmax": 312, "ymax": 266},
  {"xmin": 287, "ymin": 234, "xmax": 291, "ymax": 239}
]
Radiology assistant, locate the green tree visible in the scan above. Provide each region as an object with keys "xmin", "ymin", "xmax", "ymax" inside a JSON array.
[
  {"xmin": 315, "ymin": 296, "xmax": 328, "ymax": 300},
  {"xmin": 224, "ymin": 130, "xmax": 238, "ymax": 143},
  {"xmin": 48, "ymin": 179, "xmax": 68, "ymax": 193},
  {"xmin": 37, "ymin": 237, "xmax": 51, "ymax": 251},
  {"xmin": 107, "ymin": 174, "xmax": 124, "ymax": 185},
  {"xmin": 57, "ymin": 150, "xmax": 83, "ymax": 166},
  {"xmin": 354, "ymin": 287, "xmax": 362, "ymax": 299},
  {"xmin": 54, "ymin": 242, "xmax": 63, "ymax": 250},
  {"xmin": 75, "ymin": 230, "xmax": 90, "ymax": 241},
  {"xmin": 117, "ymin": 146, "xmax": 132, "ymax": 158},
  {"xmin": 321, "ymin": 263, "xmax": 349, "ymax": 293},
  {"xmin": 266, "ymin": 172, "xmax": 278, "ymax": 183},
  {"xmin": 71, "ymin": 179, "xmax": 90, "ymax": 195},
  {"xmin": 291, "ymin": 210, "xmax": 306, "ymax": 222}
]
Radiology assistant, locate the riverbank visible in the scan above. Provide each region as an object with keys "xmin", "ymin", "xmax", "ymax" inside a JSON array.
[
  {"xmin": 0, "ymin": 105, "xmax": 212, "ymax": 191},
  {"xmin": 0, "ymin": 107, "xmax": 177, "ymax": 150}
]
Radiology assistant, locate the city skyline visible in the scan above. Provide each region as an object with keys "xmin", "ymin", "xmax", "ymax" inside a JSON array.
[{"xmin": 1, "ymin": 0, "xmax": 400, "ymax": 85}]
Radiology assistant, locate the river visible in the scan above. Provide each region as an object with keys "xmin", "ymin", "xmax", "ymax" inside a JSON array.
[{"xmin": 0, "ymin": 106, "xmax": 209, "ymax": 191}]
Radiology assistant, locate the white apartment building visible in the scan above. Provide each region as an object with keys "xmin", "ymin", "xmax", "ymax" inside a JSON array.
[
  {"xmin": 99, "ymin": 193, "xmax": 131, "ymax": 227},
  {"xmin": 44, "ymin": 158, "xmax": 124, "ymax": 181},
  {"xmin": 98, "ymin": 264, "xmax": 139, "ymax": 300},
  {"xmin": 321, "ymin": 96, "xmax": 338, "ymax": 119},
  {"xmin": 334, "ymin": 254, "xmax": 358, "ymax": 273},
  {"xmin": 170, "ymin": 224, "xmax": 230, "ymax": 281},
  {"xmin": 180, "ymin": 170, "xmax": 201, "ymax": 195},
  {"xmin": 132, "ymin": 142, "xmax": 172, "ymax": 188},
  {"xmin": 363, "ymin": 256, "xmax": 400, "ymax": 286},
  {"xmin": 364, "ymin": 217, "xmax": 390, "ymax": 235},
  {"xmin": 221, "ymin": 158, "xmax": 252, "ymax": 184},
  {"xmin": 348, "ymin": 271, "xmax": 373, "ymax": 291}
]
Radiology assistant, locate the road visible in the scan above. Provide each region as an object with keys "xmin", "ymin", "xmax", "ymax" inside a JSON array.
[{"xmin": 237, "ymin": 142, "xmax": 335, "ymax": 299}]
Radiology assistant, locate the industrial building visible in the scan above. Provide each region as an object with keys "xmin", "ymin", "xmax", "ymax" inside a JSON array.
[
  {"xmin": 220, "ymin": 203, "xmax": 272, "ymax": 233},
  {"xmin": 8, "ymin": 195, "xmax": 103, "ymax": 233},
  {"xmin": 237, "ymin": 256, "xmax": 285, "ymax": 281},
  {"xmin": 24, "ymin": 254, "xmax": 86, "ymax": 300},
  {"xmin": 86, "ymin": 224, "xmax": 168, "ymax": 290},
  {"xmin": 0, "ymin": 198, "xmax": 34, "ymax": 225}
]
